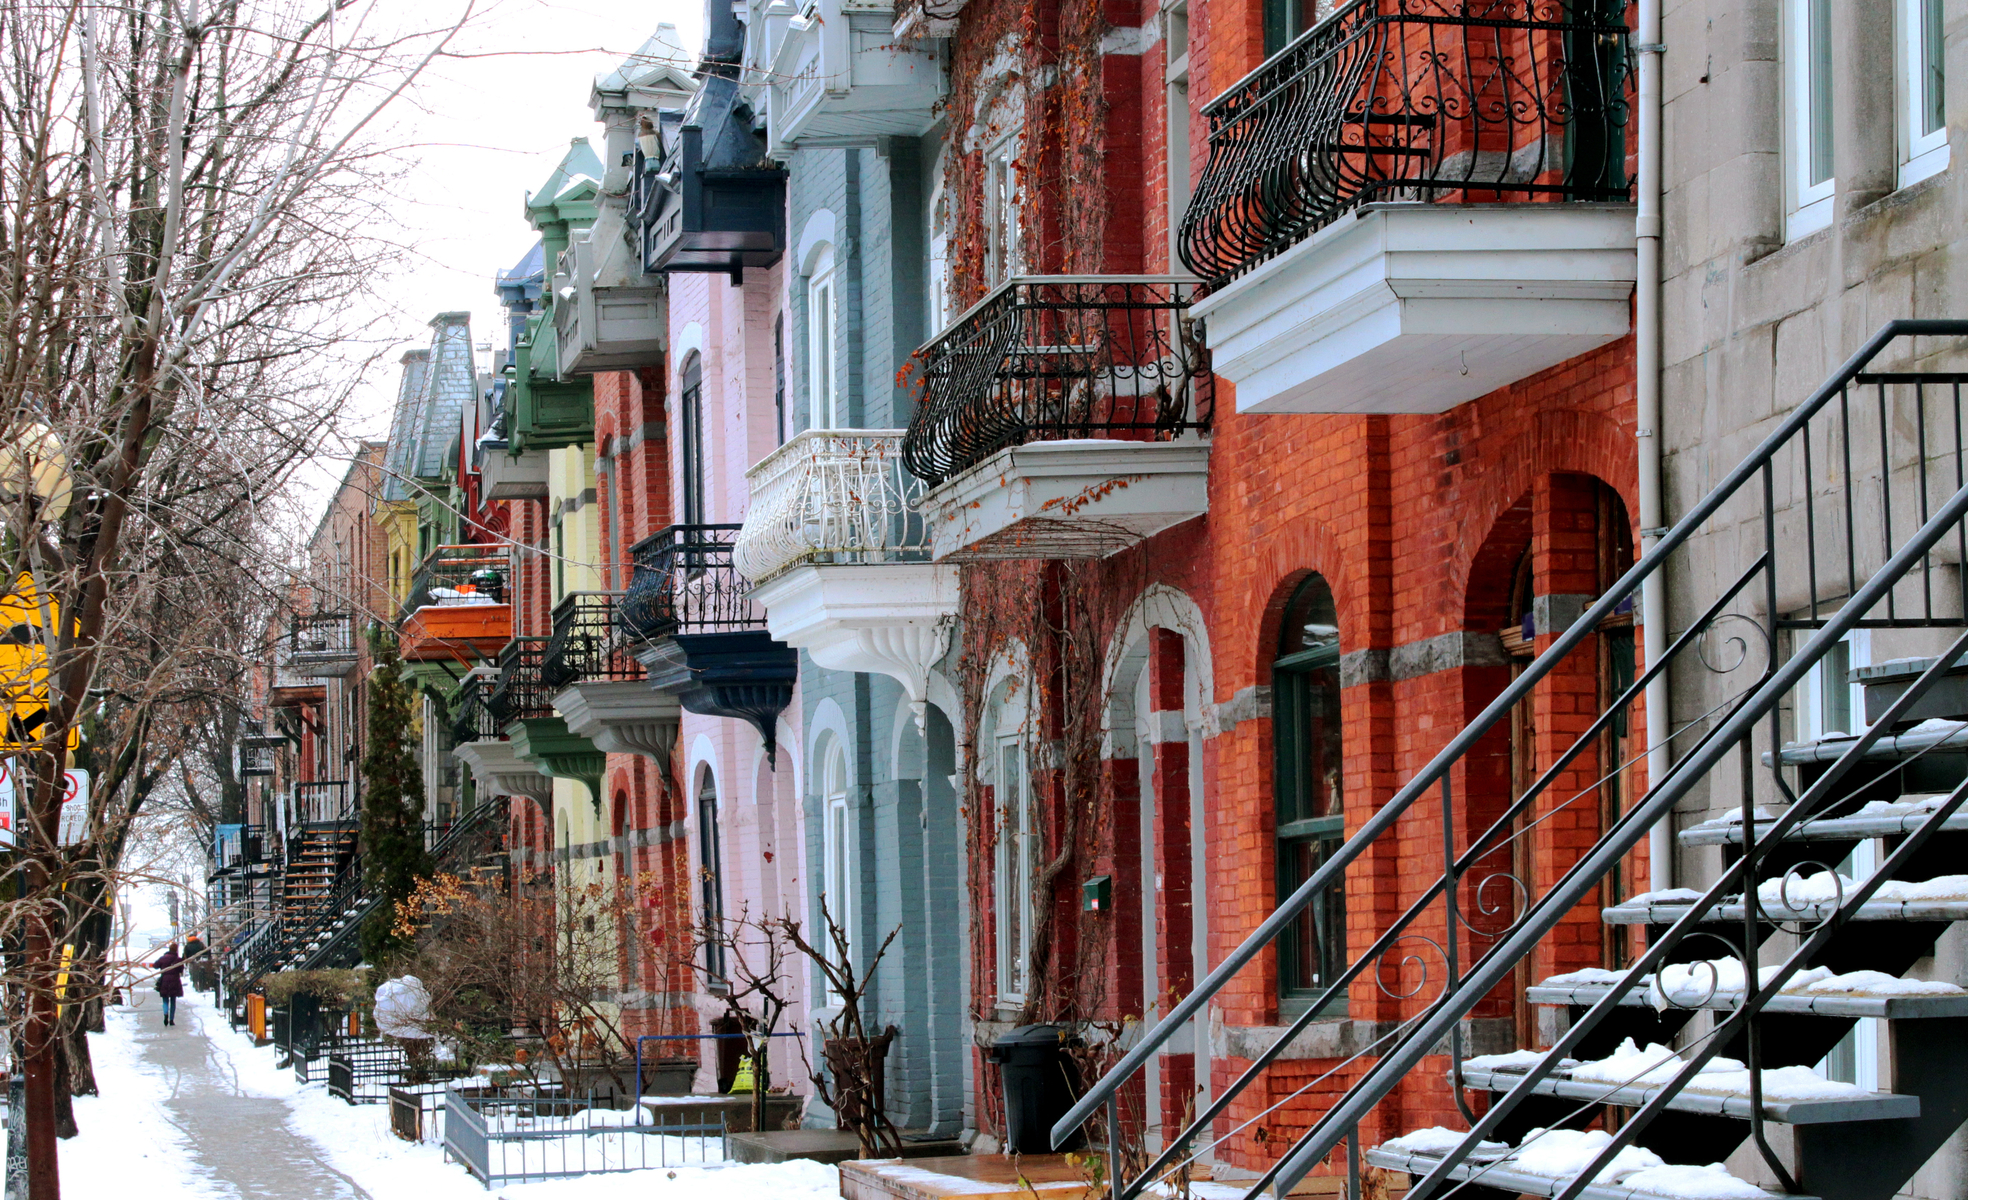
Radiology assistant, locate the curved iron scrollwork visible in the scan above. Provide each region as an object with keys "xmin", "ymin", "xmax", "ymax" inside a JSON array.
[
  {"xmin": 487, "ymin": 638, "xmax": 553, "ymax": 726},
  {"xmin": 1179, "ymin": 0, "xmax": 1634, "ymax": 288},
  {"xmin": 900, "ymin": 277, "xmax": 1213, "ymax": 487},
  {"xmin": 541, "ymin": 592, "xmax": 646, "ymax": 690},
  {"xmin": 620, "ymin": 524, "xmax": 762, "ymax": 639}
]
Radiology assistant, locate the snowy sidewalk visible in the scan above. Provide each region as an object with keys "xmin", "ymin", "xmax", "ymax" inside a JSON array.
[
  {"xmin": 59, "ymin": 990, "xmax": 841, "ymax": 1200},
  {"xmin": 68, "ymin": 989, "xmax": 374, "ymax": 1198}
]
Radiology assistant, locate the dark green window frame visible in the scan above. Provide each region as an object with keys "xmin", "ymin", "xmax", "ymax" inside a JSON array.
[{"xmin": 1273, "ymin": 580, "xmax": 1348, "ymax": 1014}]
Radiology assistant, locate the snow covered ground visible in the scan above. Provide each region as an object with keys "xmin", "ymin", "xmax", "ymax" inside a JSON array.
[{"xmin": 59, "ymin": 989, "xmax": 840, "ymax": 1200}]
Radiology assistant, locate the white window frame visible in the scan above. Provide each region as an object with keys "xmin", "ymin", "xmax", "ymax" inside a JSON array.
[
  {"xmin": 928, "ymin": 174, "xmax": 953, "ymax": 336},
  {"xmin": 1784, "ymin": 0, "xmax": 1836, "ymax": 241},
  {"xmin": 1796, "ymin": 628, "xmax": 1869, "ymax": 743},
  {"xmin": 1897, "ymin": 0, "xmax": 1950, "ymax": 189},
  {"xmin": 984, "ymin": 131, "xmax": 1023, "ymax": 291},
  {"xmin": 823, "ymin": 743, "xmax": 851, "ymax": 1005},
  {"xmin": 1795, "ymin": 629, "xmax": 1881, "ymax": 1090},
  {"xmin": 806, "ymin": 261, "xmax": 837, "ymax": 431},
  {"xmin": 993, "ymin": 734, "xmax": 1032, "ymax": 1005}
]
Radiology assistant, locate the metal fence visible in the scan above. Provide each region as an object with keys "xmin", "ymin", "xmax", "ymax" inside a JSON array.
[
  {"xmin": 734, "ymin": 430, "xmax": 930, "ymax": 585},
  {"xmin": 487, "ymin": 638, "xmax": 554, "ymax": 725},
  {"xmin": 294, "ymin": 780, "xmax": 352, "ymax": 825},
  {"xmin": 401, "ymin": 545, "xmax": 510, "ymax": 619},
  {"xmin": 542, "ymin": 592, "xmax": 644, "ymax": 689},
  {"xmin": 441, "ymin": 1092, "xmax": 729, "ymax": 1189},
  {"xmin": 621, "ymin": 525, "xmax": 760, "ymax": 638},
  {"xmin": 1180, "ymin": 0, "xmax": 1633, "ymax": 286},
  {"xmin": 330, "ymin": 1042, "xmax": 413, "ymax": 1104},
  {"xmin": 900, "ymin": 276, "xmax": 1212, "ymax": 486}
]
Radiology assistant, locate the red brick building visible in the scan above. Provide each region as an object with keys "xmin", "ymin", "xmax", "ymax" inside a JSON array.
[{"xmin": 909, "ymin": 0, "xmax": 1649, "ymax": 1167}]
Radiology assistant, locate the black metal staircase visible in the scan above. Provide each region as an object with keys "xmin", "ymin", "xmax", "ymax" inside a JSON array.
[{"xmin": 1053, "ymin": 321, "xmax": 1968, "ymax": 1200}]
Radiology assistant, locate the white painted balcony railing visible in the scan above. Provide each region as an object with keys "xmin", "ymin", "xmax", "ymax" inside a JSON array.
[{"xmin": 734, "ymin": 429, "xmax": 930, "ymax": 585}]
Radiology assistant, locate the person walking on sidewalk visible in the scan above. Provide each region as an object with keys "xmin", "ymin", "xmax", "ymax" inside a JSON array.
[{"xmin": 153, "ymin": 942, "xmax": 185, "ymax": 1025}]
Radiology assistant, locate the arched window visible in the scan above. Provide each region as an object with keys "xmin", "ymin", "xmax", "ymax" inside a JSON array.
[
  {"xmin": 822, "ymin": 743, "xmax": 851, "ymax": 1003},
  {"xmin": 695, "ymin": 766, "xmax": 724, "ymax": 991},
  {"xmin": 680, "ymin": 352, "xmax": 707, "ymax": 527},
  {"xmin": 1273, "ymin": 575, "xmax": 1347, "ymax": 1009}
]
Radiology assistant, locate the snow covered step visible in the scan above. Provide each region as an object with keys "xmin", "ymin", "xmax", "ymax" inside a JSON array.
[
  {"xmin": 1767, "ymin": 720, "xmax": 1965, "ymax": 766},
  {"xmin": 1602, "ymin": 873, "xmax": 1967, "ymax": 925},
  {"xmin": 1680, "ymin": 795, "xmax": 1965, "ymax": 846},
  {"xmin": 1367, "ymin": 1147, "xmax": 1809, "ymax": 1200},
  {"xmin": 1526, "ymin": 980, "xmax": 1967, "ymax": 1020},
  {"xmin": 1459, "ymin": 1064, "xmax": 1920, "ymax": 1124},
  {"xmin": 1601, "ymin": 897, "xmax": 1967, "ymax": 924}
]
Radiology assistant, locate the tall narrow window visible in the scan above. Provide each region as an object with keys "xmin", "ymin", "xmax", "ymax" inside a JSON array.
[
  {"xmin": 1273, "ymin": 575, "xmax": 1347, "ymax": 1011},
  {"xmin": 1898, "ymin": 0, "xmax": 1950, "ymax": 187},
  {"xmin": 993, "ymin": 736, "xmax": 1032, "ymax": 1003},
  {"xmin": 984, "ymin": 135, "xmax": 1023, "ymax": 290},
  {"xmin": 774, "ymin": 314, "xmax": 788, "ymax": 445},
  {"xmin": 823, "ymin": 745, "xmax": 851, "ymax": 1003},
  {"xmin": 680, "ymin": 353, "xmax": 707, "ymax": 527},
  {"xmin": 696, "ymin": 767, "xmax": 725, "ymax": 990},
  {"xmin": 602, "ymin": 455, "xmax": 620, "ymax": 591},
  {"xmin": 928, "ymin": 180, "xmax": 953, "ymax": 336},
  {"xmin": 807, "ymin": 266, "xmax": 837, "ymax": 430},
  {"xmin": 1787, "ymin": 0, "xmax": 1836, "ymax": 239},
  {"xmin": 1263, "ymin": 0, "xmax": 1327, "ymax": 58}
]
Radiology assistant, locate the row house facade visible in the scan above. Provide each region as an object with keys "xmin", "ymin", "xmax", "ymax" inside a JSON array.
[{"xmin": 224, "ymin": 0, "xmax": 1966, "ymax": 1192}]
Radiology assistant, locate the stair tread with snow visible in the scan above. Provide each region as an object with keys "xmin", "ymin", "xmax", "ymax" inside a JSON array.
[
  {"xmin": 1526, "ymin": 980, "xmax": 1966, "ymax": 1020},
  {"xmin": 1678, "ymin": 794, "xmax": 1965, "ymax": 846},
  {"xmin": 1458, "ymin": 1063, "xmax": 1919, "ymax": 1124},
  {"xmin": 1368, "ymin": 1143, "xmax": 1812, "ymax": 1200},
  {"xmin": 1600, "ymin": 885, "xmax": 1965, "ymax": 926},
  {"xmin": 1765, "ymin": 720, "xmax": 1965, "ymax": 766}
]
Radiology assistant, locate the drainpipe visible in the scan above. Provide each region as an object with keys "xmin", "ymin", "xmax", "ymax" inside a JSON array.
[{"xmin": 1634, "ymin": 2, "xmax": 1669, "ymax": 890}]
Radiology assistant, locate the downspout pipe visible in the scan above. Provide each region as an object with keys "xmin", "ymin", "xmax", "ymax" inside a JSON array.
[{"xmin": 1634, "ymin": 0, "xmax": 1670, "ymax": 890}]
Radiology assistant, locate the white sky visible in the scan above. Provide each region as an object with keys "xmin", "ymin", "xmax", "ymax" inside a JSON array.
[{"xmin": 285, "ymin": 0, "xmax": 707, "ymax": 519}]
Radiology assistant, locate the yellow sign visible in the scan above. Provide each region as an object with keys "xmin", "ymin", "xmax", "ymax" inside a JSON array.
[{"xmin": 0, "ymin": 574, "xmax": 77, "ymax": 752}]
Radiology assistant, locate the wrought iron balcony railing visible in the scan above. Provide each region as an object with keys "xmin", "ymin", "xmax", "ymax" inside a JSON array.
[
  {"xmin": 542, "ymin": 592, "xmax": 646, "ymax": 689},
  {"xmin": 285, "ymin": 612, "xmax": 356, "ymax": 666},
  {"xmin": 295, "ymin": 780, "xmax": 352, "ymax": 825},
  {"xmin": 620, "ymin": 525, "xmax": 763, "ymax": 639},
  {"xmin": 734, "ymin": 430, "xmax": 930, "ymax": 585},
  {"xmin": 1180, "ymin": 0, "xmax": 1634, "ymax": 288},
  {"xmin": 487, "ymin": 638, "xmax": 555, "ymax": 726},
  {"xmin": 401, "ymin": 545, "xmax": 510, "ymax": 620},
  {"xmin": 450, "ymin": 676, "xmax": 504, "ymax": 744},
  {"xmin": 901, "ymin": 276, "xmax": 1212, "ymax": 487}
]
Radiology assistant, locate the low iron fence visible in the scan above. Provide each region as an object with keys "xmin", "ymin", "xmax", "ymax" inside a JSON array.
[
  {"xmin": 440, "ymin": 1091, "xmax": 729, "ymax": 1189},
  {"xmin": 330, "ymin": 1041, "xmax": 415, "ymax": 1104}
]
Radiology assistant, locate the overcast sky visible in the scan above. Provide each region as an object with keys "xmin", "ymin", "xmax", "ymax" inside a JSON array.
[{"xmin": 285, "ymin": 0, "xmax": 706, "ymax": 519}]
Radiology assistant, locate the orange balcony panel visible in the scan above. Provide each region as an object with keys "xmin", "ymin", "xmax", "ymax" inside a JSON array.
[
  {"xmin": 400, "ymin": 603, "xmax": 514, "ymax": 662},
  {"xmin": 270, "ymin": 684, "xmax": 325, "ymax": 708}
]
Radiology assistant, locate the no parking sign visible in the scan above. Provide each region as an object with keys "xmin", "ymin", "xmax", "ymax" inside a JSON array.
[{"xmin": 0, "ymin": 761, "xmax": 89, "ymax": 848}]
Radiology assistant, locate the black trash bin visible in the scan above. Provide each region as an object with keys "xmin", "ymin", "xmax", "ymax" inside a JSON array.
[{"xmin": 989, "ymin": 1024, "xmax": 1084, "ymax": 1154}]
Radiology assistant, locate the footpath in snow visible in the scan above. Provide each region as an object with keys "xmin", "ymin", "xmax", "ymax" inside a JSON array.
[{"xmin": 59, "ymin": 989, "xmax": 840, "ymax": 1200}]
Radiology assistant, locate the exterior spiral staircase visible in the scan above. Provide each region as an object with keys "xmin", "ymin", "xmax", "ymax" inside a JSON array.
[{"xmin": 1055, "ymin": 321, "xmax": 1968, "ymax": 1200}]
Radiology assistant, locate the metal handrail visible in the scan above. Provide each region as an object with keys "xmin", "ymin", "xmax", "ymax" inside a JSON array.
[
  {"xmin": 1052, "ymin": 319, "xmax": 1967, "ymax": 1197},
  {"xmin": 542, "ymin": 591, "xmax": 645, "ymax": 688},
  {"xmin": 900, "ymin": 276, "xmax": 1212, "ymax": 486},
  {"xmin": 488, "ymin": 637, "xmax": 554, "ymax": 725},
  {"xmin": 1180, "ymin": 0, "xmax": 1634, "ymax": 286},
  {"xmin": 735, "ymin": 429, "xmax": 930, "ymax": 584},
  {"xmin": 621, "ymin": 524, "xmax": 762, "ymax": 637},
  {"xmin": 401, "ymin": 544, "xmax": 510, "ymax": 620}
]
